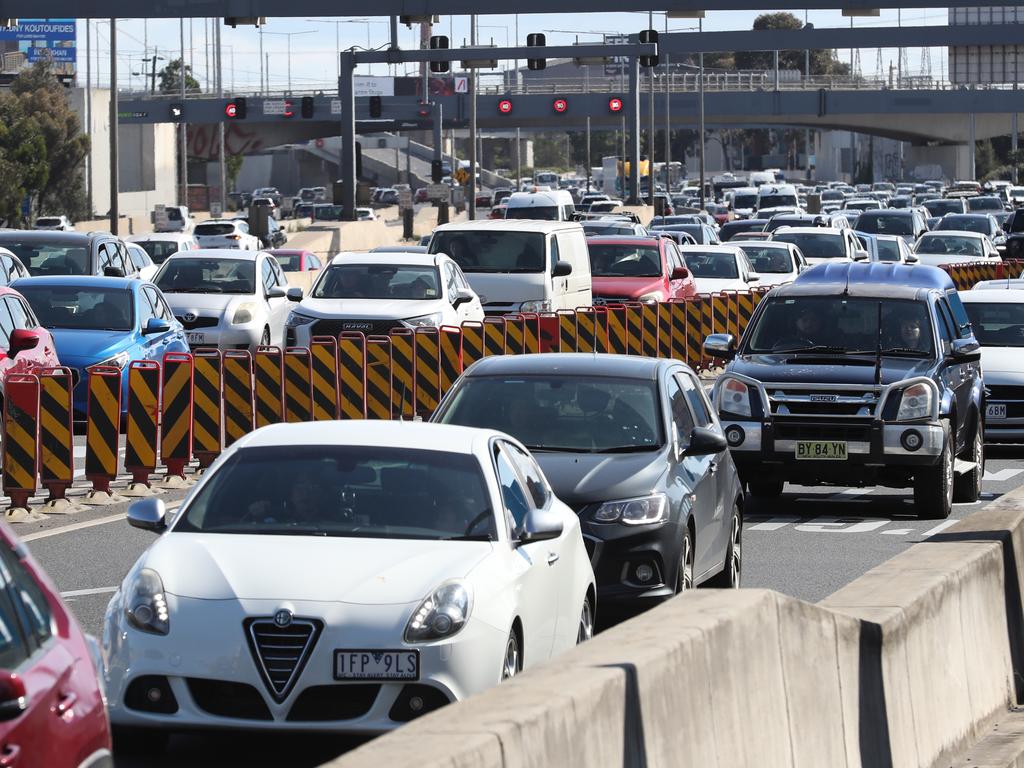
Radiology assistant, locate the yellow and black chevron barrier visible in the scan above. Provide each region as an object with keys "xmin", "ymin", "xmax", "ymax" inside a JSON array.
[
  {"xmin": 254, "ymin": 347, "xmax": 284, "ymax": 429},
  {"xmin": 657, "ymin": 303, "xmax": 672, "ymax": 359},
  {"xmin": 366, "ymin": 335, "xmax": 393, "ymax": 420},
  {"xmin": 414, "ymin": 328, "xmax": 441, "ymax": 417},
  {"xmin": 484, "ymin": 317, "xmax": 506, "ymax": 357},
  {"xmin": 521, "ymin": 313, "xmax": 541, "ymax": 354},
  {"xmin": 161, "ymin": 352, "xmax": 193, "ymax": 479},
  {"xmin": 3, "ymin": 375, "xmax": 39, "ymax": 512},
  {"xmin": 686, "ymin": 297, "xmax": 703, "ymax": 370},
  {"xmin": 641, "ymin": 303, "xmax": 659, "ymax": 357},
  {"xmin": 557, "ymin": 310, "xmax": 577, "ymax": 353},
  {"xmin": 439, "ymin": 326, "xmax": 463, "ymax": 397},
  {"xmin": 576, "ymin": 308, "xmax": 597, "ymax": 353},
  {"xmin": 461, "ymin": 321, "xmax": 484, "ymax": 368},
  {"xmin": 606, "ymin": 305, "xmax": 628, "ymax": 354},
  {"xmin": 223, "ymin": 350, "xmax": 255, "ymax": 446},
  {"xmin": 284, "ymin": 347, "xmax": 314, "ymax": 423},
  {"xmin": 192, "ymin": 349, "xmax": 223, "ymax": 467},
  {"xmin": 39, "ymin": 367, "xmax": 74, "ymax": 505},
  {"xmin": 504, "ymin": 315, "xmax": 525, "ymax": 356},
  {"xmin": 339, "ymin": 332, "xmax": 367, "ymax": 419},
  {"xmin": 85, "ymin": 366, "xmax": 121, "ymax": 496},
  {"xmin": 310, "ymin": 337, "xmax": 340, "ymax": 421},
  {"xmin": 670, "ymin": 301, "xmax": 688, "ymax": 364},
  {"xmin": 390, "ymin": 329, "xmax": 416, "ymax": 419},
  {"xmin": 125, "ymin": 360, "xmax": 160, "ymax": 487}
]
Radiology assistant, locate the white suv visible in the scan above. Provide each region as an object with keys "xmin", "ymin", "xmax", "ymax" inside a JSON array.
[{"xmin": 193, "ymin": 219, "xmax": 260, "ymax": 250}]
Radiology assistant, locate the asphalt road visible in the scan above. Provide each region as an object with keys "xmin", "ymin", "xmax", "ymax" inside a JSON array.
[{"xmin": 14, "ymin": 436, "xmax": 1024, "ymax": 766}]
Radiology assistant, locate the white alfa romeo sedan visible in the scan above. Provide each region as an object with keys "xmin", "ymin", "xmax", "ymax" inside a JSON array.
[{"xmin": 103, "ymin": 421, "xmax": 595, "ymax": 739}]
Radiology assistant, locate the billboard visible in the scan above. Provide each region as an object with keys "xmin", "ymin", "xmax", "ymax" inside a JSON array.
[
  {"xmin": 353, "ymin": 76, "xmax": 394, "ymax": 97},
  {"xmin": 0, "ymin": 18, "xmax": 76, "ymax": 76}
]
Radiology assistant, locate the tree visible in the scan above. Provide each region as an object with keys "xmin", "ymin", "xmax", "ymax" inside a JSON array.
[
  {"xmin": 735, "ymin": 12, "xmax": 850, "ymax": 76},
  {"xmin": 0, "ymin": 94, "xmax": 48, "ymax": 226},
  {"xmin": 158, "ymin": 58, "xmax": 200, "ymax": 94},
  {"xmin": 225, "ymin": 153, "xmax": 244, "ymax": 191},
  {"xmin": 11, "ymin": 62, "xmax": 89, "ymax": 220}
]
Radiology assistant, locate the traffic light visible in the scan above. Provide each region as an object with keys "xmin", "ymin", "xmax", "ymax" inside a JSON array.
[
  {"xmin": 527, "ymin": 33, "xmax": 546, "ymax": 71},
  {"xmin": 169, "ymin": 103, "xmax": 184, "ymax": 122},
  {"xmin": 431, "ymin": 159, "xmax": 444, "ymax": 183},
  {"xmin": 553, "ymin": 98, "xmax": 568, "ymax": 113},
  {"xmin": 283, "ymin": 99, "xmax": 294, "ymax": 118},
  {"xmin": 429, "ymin": 35, "xmax": 450, "ymax": 74},
  {"xmin": 301, "ymin": 96, "xmax": 314, "ymax": 119},
  {"xmin": 498, "ymin": 99, "xmax": 513, "ymax": 114},
  {"xmin": 608, "ymin": 97, "xmax": 624, "ymax": 113},
  {"xmin": 225, "ymin": 97, "xmax": 246, "ymax": 119},
  {"xmin": 639, "ymin": 29, "xmax": 659, "ymax": 68},
  {"xmin": 369, "ymin": 96, "xmax": 382, "ymax": 119}
]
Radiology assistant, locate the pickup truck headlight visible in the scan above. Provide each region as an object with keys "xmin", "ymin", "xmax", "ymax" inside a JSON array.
[
  {"xmin": 593, "ymin": 494, "xmax": 668, "ymax": 525},
  {"xmin": 404, "ymin": 580, "xmax": 472, "ymax": 643},
  {"xmin": 519, "ymin": 300, "xmax": 551, "ymax": 313},
  {"xmin": 402, "ymin": 312, "xmax": 443, "ymax": 329},
  {"xmin": 896, "ymin": 382, "xmax": 934, "ymax": 421},
  {"xmin": 718, "ymin": 377, "xmax": 752, "ymax": 418}
]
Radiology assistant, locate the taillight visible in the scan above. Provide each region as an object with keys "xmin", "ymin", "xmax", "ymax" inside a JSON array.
[{"xmin": 226, "ymin": 234, "xmax": 241, "ymax": 240}]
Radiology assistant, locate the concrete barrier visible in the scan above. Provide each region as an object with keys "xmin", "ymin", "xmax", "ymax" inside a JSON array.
[{"xmin": 323, "ymin": 490, "xmax": 1024, "ymax": 768}]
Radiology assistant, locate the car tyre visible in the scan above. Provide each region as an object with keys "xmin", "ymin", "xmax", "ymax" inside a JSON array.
[
  {"xmin": 953, "ymin": 417, "xmax": 984, "ymax": 504},
  {"xmin": 676, "ymin": 525, "xmax": 694, "ymax": 592},
  {"xmin": 113, "ymin": 726, "xmax": 170, "ymax": 755},
  {"xmin": 707, "ymin": 504, "xmax": 742, "ymax": 588},
  {"xmin": 914, "ymin": 422, "xmax": 953, "ymax": 519},
  {"xmin": 577, "ymin": 595, "xmax": 594, "ymax": 644},
  {"xmin": 501, "ymin": 629, "xmax": 520, "ymax": 681},
  {"xmin": 748, "ymin": 481, "xmax": 784, "ymax": 498}
]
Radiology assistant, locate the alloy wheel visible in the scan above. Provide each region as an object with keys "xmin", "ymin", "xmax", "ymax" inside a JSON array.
[{"xmin": 501, "ymin": 632, "xmax": 519, "ymax": 680}]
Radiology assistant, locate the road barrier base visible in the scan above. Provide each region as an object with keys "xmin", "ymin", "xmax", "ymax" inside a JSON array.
[
  {"xmin": 122, "ymin": 482, "xmax": 164, "ymax": 497},
  {"xmin": 81, "ymin": 490, "xmax": 124, "ymax": 506},
  {"xmin": 160, "ymin": 474, "xmax": 194, "ymax": 489},
  {"xmin": 40, "ymin": 498, "xmax": 79, "ymax": 515},
  {"xmin": 4, "ymin": 507, "xmax": 43, "ymax": 523}
]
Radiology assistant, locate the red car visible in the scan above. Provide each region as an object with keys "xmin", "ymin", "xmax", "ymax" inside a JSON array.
[
  {"xmin": 475, "ymin": 192, "xmax": 493, "ymax": 207},
  {"xmin": 0, "ymin": 523, "xmax": 111, "ymax": 766},
  {"xmin": 265, "ymin": 249, "xmax": 324, "ymax": 272},
  {"xmin": 587, "ymin": 236, "xmax": 696, "ymax": 304},
  {"xmin": 414, "ymin": 188, "xmax": 430, "ymax": 204},
  {"xmin": 0, "ymin": 286, "xmax": 60, "ymax": 397},
  {"xmin": 489, "ymin": 203, "xmax": 507, "ymax": 220}
]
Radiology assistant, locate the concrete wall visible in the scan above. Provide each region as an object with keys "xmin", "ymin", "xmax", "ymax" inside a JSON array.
[{"xmin": 323, "ymin": 489, "xmax": 1024, "ymax": 768}]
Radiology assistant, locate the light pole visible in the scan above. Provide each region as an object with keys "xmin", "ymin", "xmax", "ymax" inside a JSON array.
[{"xmin": 262, "ymin": 29, "xmax": 315, "ymax": 93}]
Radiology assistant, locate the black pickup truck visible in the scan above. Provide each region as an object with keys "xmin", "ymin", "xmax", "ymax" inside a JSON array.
[{"xmin": 705, "ymin": 262, "xmax": 984, "ymax": 519}]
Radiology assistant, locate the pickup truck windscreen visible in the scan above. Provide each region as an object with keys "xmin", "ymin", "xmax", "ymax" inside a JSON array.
[{"xmin": 963, "ymin": 302, "xmax": 1024, "ymax": 347}]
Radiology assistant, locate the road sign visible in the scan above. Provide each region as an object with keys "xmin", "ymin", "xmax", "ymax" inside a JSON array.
[
  {"xmin": 454, "ymin": 167, "xmax": 469, "ymax": 185},
  {"xmin": 454, "ymin": 76, "xmax": 468, "ymax": 93},
  {"xmin": 153, "ymin": 204, "xmax": 168, "ymax": 230},
  {"xmin": 398, "ymin": 188, "xmax": 413, "ymax": 210},
  {"xmin": 262, "ymin": 99, "xmax": 287, "ymax": 116},
  {"xmin": 426, "ymin": 184, "xmax": 450, "ymax": 202},
  {"xmin": 210, "ymin": 201, "xmax": 223, "ymax": 217},
  {"xmin": 330, "ymin": 99, "xmax": 342, "ymax": 115}
]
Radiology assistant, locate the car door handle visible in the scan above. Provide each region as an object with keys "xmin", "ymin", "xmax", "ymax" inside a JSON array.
[
  {"xmin": 0, "ymin": 744, "xmax": 20, "ymax": 767},
  {"xmin": 546, "ymin": 552, "xmax": 559, "ymax": 566},
  {"xmin": 55, "ymin": 691, "xmax": 77, "ymax": 717}
]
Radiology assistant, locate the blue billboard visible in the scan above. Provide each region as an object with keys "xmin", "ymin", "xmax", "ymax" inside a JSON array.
[{"xmin": 0, "ymin": 19, "xmax": 76, "ymax": 74}]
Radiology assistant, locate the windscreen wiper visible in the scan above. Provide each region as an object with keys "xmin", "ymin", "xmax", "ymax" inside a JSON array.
[
  {"xmin": 592, "ymin": 445, "xmax": 660, "ymax": 453},
  {"xmin": 441, "ymin": 534, "xmax": 493, "ymax": 541},
  {"xmin": 878, "ymin": 347, "xmax": 931, "ymax": 357},
  {"xmin": 774, "ymin": 345, "xmax": 849, "ymax": 354}
]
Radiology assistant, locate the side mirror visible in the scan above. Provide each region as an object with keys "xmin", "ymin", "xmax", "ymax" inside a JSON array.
[
  {"xmin": 552, "ymin": 260, "xmax": 572, "ymax": 278},
  {"xmin": 906, "ymin": 253, "xmax": 919, "ymax": 264},
  {"xmin": 0, "ymin": 672, "xmax": 27, "ymax": 722},
  {"xmin": 684, "ymin": 426, "xmax": 728, "ymax": 456},
  {"xmin": 7, "ymin": 329, "xmax": 39, "ymax": 356},
  {"xmin": 452, "ymin": 289, "xmax": 475, "ymax": 308},
  {"xmin": 127, "ymin": 497, "xmax": 168, "ymax": 534},
  {"xmin": 143, "ymin": 317, "xmax": 171, "ymax": 335},
  {"xmin": 103, "ymin": 266, "xmax": 126, "ymax": 277},
  {"xmin": 852, "ymin": 249, "xmax": 869, "ymax": 261},
  {"xmin": 949, "ymin": 337, "xmax": 981, "ymax": 362},
  {"xmin": 703, "ymin": 333, "xmax": 736, "ymax": 360},
  {"xmin": 746, "ymin": 272, "xmax": 760, "ymax": 283},
  {"xmin": 266, "ymin": 286, "xmax": 286, "ymax": 300},
  {"xmin": 671, "ymin": 266, "xmax": 690, "ymax": 280},
  {"xmin": 286, "ymin": 287, "xmax": 304, "ymax": 302},
  {"xmin": 517, "ymin": 507, "xmax": 563, "ymax": 546}
]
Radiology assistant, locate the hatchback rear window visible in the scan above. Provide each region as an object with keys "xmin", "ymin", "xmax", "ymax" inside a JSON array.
[{"xmin": 195, "ymin": 224, "xmax": 235, "ymax": 236}]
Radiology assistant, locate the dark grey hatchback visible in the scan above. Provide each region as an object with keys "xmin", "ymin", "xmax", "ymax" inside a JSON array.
[{"xmin": 431, "ymin": 354, "xmax": 744, "ymax": 615}]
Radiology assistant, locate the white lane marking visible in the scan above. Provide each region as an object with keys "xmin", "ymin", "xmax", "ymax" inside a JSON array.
[
  {"xmin": 922, "ymin": 520, "xmax": 958, "ymax": 537},
  {"xmin": 21, "ymin": 503, "xmax": 181, "ymax": 543},
  {"xmin": 60, "ymin": 586, "xmax": 117, "ymax": 598},
  {"xmin": 984, "ymin": 468, "xmax": 1023, "ymax": 483},
  {"xmin": 880, "ymin": 528, "xmax": 915, "ymax": 536},
  {"xmin": 748, "ymin": 517, "xmax": 801, "ymax": 531},
  {"xmin": 794, "ymin": 517, "xmax": 889, "ymax": 534}
]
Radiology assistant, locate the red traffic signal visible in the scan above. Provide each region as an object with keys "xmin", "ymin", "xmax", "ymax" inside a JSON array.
[
  {"xmin": 225, "ymin": 97, "xmax": 247, "ymax": 119},
  {"xmin": 225, "ymin": 102, "xmax": 238, "ymax": 118},
  {"xmin": 498, "ymin": 99, "xmax": 513, "ymax": 114},
  {"xmin": 608, "ymin": 97, "xmax": 624, "ymax": 113},
  {"xmin": 284, "ymin": 99, "xmax": 294, "ymax": 118},
  {"xmin": 553, "ymin": 98, "xmax": 568, "ymax": 113}
]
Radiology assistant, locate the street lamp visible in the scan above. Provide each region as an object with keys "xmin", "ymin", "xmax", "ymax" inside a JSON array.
[{"xmin": 261, "ymin": 29, "xmax": 315, "ymax": 94}]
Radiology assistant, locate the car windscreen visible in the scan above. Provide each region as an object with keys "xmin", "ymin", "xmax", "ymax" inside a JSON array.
[
  {"xmin": 821, "ymin": 191, "xmax": 844, "ymax": 201},
  {"xmin": 588, "ymin": 244, "xmax": 662, "ymax": 277},
  {"xmin": 155, "ymin": 258, "xmax": 256, "ymax": 294},
  {"xmin": 745, "ymin": 296, "xmax": 934, "ymax": 356},
  {"xmin": 313, "ymin": 264, "xmax": 441, "ymax": 300},
  {"xmin": 173, "ymin": 445, "xmax": 497, "ymax": 541},
  {"xmin": 35, "ymin": 218, "xmax": 61, "ymax": 226},
  {"xmin": 938, "ymin": 216, "xmax": 990, "ymax": 235},
  {"xmin": 505, "ymin": 205, "xmax": 559, "ymax": 221},
  {"xmin": 923, "ymin": 199, "xmax": 964, "ymax": 217},
  {"xmin": 720, "ymin": 221, "xmax": 765, "ymax": 241},
  {"xmin": 582, "ymin": 223, "xmax": 633, "ymax": 237},
  {"xmin": 968, "ymin": 196, "xmax": 1003, "ymax": 212},
  {"xmin": 915, "ymin": 235, "xmax": 984, "ymax": 257},
  {"xmin": 736, "ymin": 245, "xmax": 793, "ymax": 273},
  {"xmin": 732, "ymin": 194, "xmax": 758, "ymax": 208},
  {"xmin": 964, "ymin": 302, "xmax": 1024, "ymax": 348},
  {"xmin": 136, "ymin": 240, "xmax": 182, "ymax": 264},
  {"xmin": 683, "ymin": 251, "xmax": 739, "ymax": 279},
  {"xmin": 194, "ymin": 223, "xmax": 235, "ymax": 236},
  {"xmin": 875, "ymin": 239, "xmax": 902, "ymax": 262},
  {"xmin": 855, "ymin": 214, "xmax": 914, "ymax": 235},
  {"xmin": 0, "ymin": 240, "xmax": 90, "ymax": 276},
  {"xmin": 438, "ymin": 375, "xmax": 663, "ymax": 453},
  {"xmin": 18, "ymin": 285, "xmax": 134, "ymax": 331},
  {"xmin": 758, "ymin": 194, "xmax": 797, "ymax": 209},
  {"xmin": 429, "ymin": 230, "xmax": 546, "ymax": 273},
  {"xmin": 771, "ymin": 232, "xmax": 846, "ymax": 259},
  {"xmin": 166, "ymin": 208, "xmax": 183, "ymax": 221}
]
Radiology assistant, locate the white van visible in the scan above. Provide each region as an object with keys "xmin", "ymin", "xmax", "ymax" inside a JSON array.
[
  {"xmin": 504, "ymin": 189, "xmax": 576, "ymax": 222},
  {"xmin": 728, "ymin": 186, "xmax": 759, "ymax": 219},
  {"xmin": 153, "ymin": 205, "xmax": 193, "ymax": 233},
  {"xmin": 748, "ymin": 171, "xmax": 777, "ymax": 188},
  {"xmin": 756, "ymin": 184, "xmax": 801, "ymax": 217},
  {"xmin": 427, "ymin": 220, "xmax": 591, "ymax": 314}
]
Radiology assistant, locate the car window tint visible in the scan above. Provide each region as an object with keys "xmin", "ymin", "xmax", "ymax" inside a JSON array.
[
  {"xmin": 667, "ymin": 377, "xmax": 695, "ymax": 444},
  {"xmin": 549, "ymin": 235, "xmax": 560, "ymax": 273},
  {"xmin": 444, "ymin": 263, "xmax": 459, "ymax": 297},
  {"xmin": 129, "ymin": 246, "xmax": 149, "ymax": 271},
  {"xmin": 153, "ymin": 291, "xmax": 174, "ymax": 322},
  {"xmin": 261, "ymin": 259, "xmax": 276, "ymax": 292},
  {"xmin": 0, "ymin": 256, "xmax": 11, "ymax": 285},
  {"xmin": 137, "ymin": 288, "xmax": 158, "ymax": 324},
  {"xmin": 503, "ymin": 442, "xmax": 550, "ymax": 509},
  {"xmin": 5, "ymin": 298, "xmax": 30, "ymax": 331},
  {"xmin": 677, "ymin": 373, "xmax": 713, "ymax": 427},
  {"xmin": 494, "ymin": 446, "xmax": 531, "ymax": 531},
  {"xmin": 936, "ymin": 300, "xmax": 955, "ymax": 348},
  {"xmin": 0, "ymin": 300, "xmax": 14, "ymax": 347},
  {"xmin": 0, "ymin": 548, "xmax": 53, "ymax": 651},
  {"xmin": 0, "ymin": 560, "xmax": 28, "ymax": 670}
]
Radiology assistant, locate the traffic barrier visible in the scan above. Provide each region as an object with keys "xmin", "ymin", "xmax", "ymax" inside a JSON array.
[
  {"xmin": 365, "ymin": 335, "xmax": 393, "ymax": 420},
  {"xmin": 84, "ymin": 366, "xmax": 121, "ymax": 498},
  {"xmin": 160, "ymin": 352, "xmax": 194, "ymax": 480},
  {"xmin": 414, "ymin": 329, "xmax": 441, "ymax": 417},
  {"xmin": 223, "ymin": 350, "xmax": 255, "ymax": 446},
  {"xmin": 461, "ymin": 321, "xmax": 484, "ymax": 368},
  {"xmin": 254, "ymin": 347, "xmax": 284, "ymax": 428},
  {"xmin": 686, "ymin": 298, "xmax": 703, "ymax": 369},
  {"xmin": 521, "ymin": 312, "xmax": 541, "ymax": 354},
  {"xmin": 390, "ymin": 329, "xmax": 416, "ymax": 419},
  {"xmin": 640, "ymin": 303, "xmax": 658, "ymax": 357},
  {"xmin": 310, "ymin": 336, "xmax": 340, "ymax": 421},
  {"xmin": 670, "ymin": 301, "xmax": 688, "ymax": 364},
  {"xmin": 192, "ymin": 349, "xmax": 223, "ymax": 467},
  {"xmin": 438, "ymin": 326, "xmax": 463, "ymax": 398},
  {"xmin": 38, "ymin": 368, "xmax": 74, "ymax": 506},
  {"xmin": 537, "ymin": 312, "xmax": 559, "ymax": 353},
  {"xmin": 657, "ymin": 302, "xmax": 672, "ymax": 359},
  {"xmin": 625, "ymin": 303, "xmax": 643, "ymax": 355},
  {"xmin": 2, "ymin": 375, "xmax": 39, "ymax": 514},
  {"xmin": 576, "ymin": 307, "xmax": 597, "ymax": 353},
  {"xmin": 592, "ymin": 306, "xmax": 609, "ymax": 354},
  {"xmin": 700, "ymin": 294, "xmax": 715, "ymax": 368},
  {"xmin": 338, "ymin": 333, "xmax": 368, "ymax": 419},
  {"xmin": 557, "ymin": 310, "xmax": 576, "ymax": 353},
  {"xmin": 606, "ymin": 304, "xmax": 628, "ymax": 355},
  {"xmin": 125, "ymin": 361, "xmax": 161, "ymax": 488},
  {"xmin": 483, "ymin": 317, "xmax": 506, "ymax": 357},
  {"xmin": 504, "ymin": 314, "xmax": 525, "ymax": 356},
  {"xmin": 284, "ymin": 347, "xmax": 314, "ymax": 423}
]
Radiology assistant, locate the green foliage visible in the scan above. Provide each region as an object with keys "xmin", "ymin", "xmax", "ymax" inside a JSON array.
[
  {"xmin": 158, "ymin": 58, "xmax": 201, "ymax": 94},
  {"xmin": 225, "ymin": 154, "xmax": 245, "ymax": 189},
  {"xmin": 735, "ymin": 12, "xmax": 850, "ymax": 76}
]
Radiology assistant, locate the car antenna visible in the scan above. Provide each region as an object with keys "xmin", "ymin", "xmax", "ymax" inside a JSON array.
[{"xmin": 873, "ymin": 300, "xmax": 883, "ymax": 386}]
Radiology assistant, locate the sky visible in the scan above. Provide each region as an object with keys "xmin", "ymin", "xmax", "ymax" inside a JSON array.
[{"xmin": 75, "ymin": 8, "xmax": 952, "ymax": 93}]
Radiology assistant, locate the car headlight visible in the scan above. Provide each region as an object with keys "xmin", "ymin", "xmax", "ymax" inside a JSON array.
[
  {"xmin": 286, "ymin": 310, "xmax": 316, "ymax": 327},
  {"xmin": 519, "ymin": 299, "xmax": 551, "ymax": 313},
  {"xmin": 718, "ymin": 377, "xmax": 752, "ymax": 418},
  {"xmin": 402, "ymin": 312, "xmax": 443, "ymax": 329},
  {"xmin": 232, "ymin": 302, "xmax": 256, "ymax": 325},
  {"xmin": 404, "ymin": 580, "xmax": 472, "ymax": 643},
  {"xmin": 124, "ymin": 568, "xmax": 169, "ymax": 636},
  {"xmin": 89, "ymin": 351, "xmax": 130, "ymax": 371},
  {"xmin": 592, "ymin": 493, "xmax": 668, "ymax": 525},
  {"xmin": 637, "ymin": 292, "xmax": 662, "ymax": 304},
  {"xmin": 896, "ymin": 382, "xmax": 934, "ymax": 421}
]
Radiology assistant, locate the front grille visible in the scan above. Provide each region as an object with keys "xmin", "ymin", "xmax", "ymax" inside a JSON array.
[
  {"xmin": 773, "ymin": 420, "xmax": 872, "ymax": 442},
  {"xmin": 286, "ymin": 684, "xmax": 380, "ymax": 722},
  {"xmin": 767, "ymin": 385, "xmax": 880, "ymax": 418},
  {"xmin": 311, "ymin": 318, "xmax": 400, "ymax": 338},
  {"xmin": 187, "ymin": 678, "xmax": 272, "ymax": 720},
  {"xmin": 987, "ymin": 385, "xmax": 1024, "ymax": 402},
  {"xmin": 175, "ymin": 315, "xmax": 219, "ymax": 330},
  {"xmin": 245, "ymin": 617, "xmax": 323, "ymax": 702}
]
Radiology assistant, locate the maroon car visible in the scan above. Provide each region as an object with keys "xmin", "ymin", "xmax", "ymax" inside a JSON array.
[
  {"xmin": 587, "ymin": 236, "xmax": 697, "ymax": 304},
  {"xmin": 0, "ymin": 523, "xmax": 111, "ymax": 767},
  {"xmin": 265, "ymin": 249, "xmax": 324, "ymax": 272}
]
